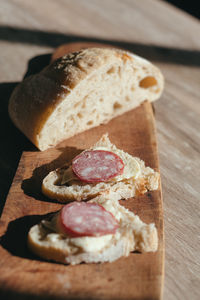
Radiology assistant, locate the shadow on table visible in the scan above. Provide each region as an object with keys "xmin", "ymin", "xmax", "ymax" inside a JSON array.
[
  {"xmin": 0, "ymin": 82, "xmax": 28, "ymax": 215},
  {"xmin": 21, "ymin": 145, "xmax": 82, "ymax": 203},
  {"xmin": 0, "ymin": 213, "xmax": 52, "ymax": 260},
  {"xmin": 0, "ymin": 289, "xmax": 68, "ymax": 300},
  {"xmin": 0, "ymin": 25, "xmax": 200, "ymax": 66},
  {"xmin": 0, "ymin": 57, "xmax": 52, "ymax": 216}
]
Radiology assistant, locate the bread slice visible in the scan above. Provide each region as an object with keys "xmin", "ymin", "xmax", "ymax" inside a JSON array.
[
  {"xmin": 9, "ymin": 47, "xmax": 164, "ymax": 151},
  {"xmin": 27, "ymin": 193, "xmax": 158, "ymax": 265},
  {"xmin": 42, "ymin": 134, "xmax": 159, "ymax": 202}
]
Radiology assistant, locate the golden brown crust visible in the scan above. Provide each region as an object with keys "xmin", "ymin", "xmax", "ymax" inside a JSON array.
[
  {"xmin": 51, "ymin": 42, "xmax": 115, "ymax": 62},
  {"xmin": 8, "ymin": 73, "xmax": 65, "ymax": 146},
  {"xmin": 27, "ymin": 230, "xmax": 68, "ymax": 263}
]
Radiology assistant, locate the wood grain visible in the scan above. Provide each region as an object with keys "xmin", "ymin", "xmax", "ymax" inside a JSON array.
[
  {"xmin": 0, "ymin": 1, "xmax": 199, "ymax": 299},
  {"xmin": 0, "ymin": 101, "xmax": 164, "ymax": 300}
]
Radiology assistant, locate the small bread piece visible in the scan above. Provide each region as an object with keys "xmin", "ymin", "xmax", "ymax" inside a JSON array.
[
  {"xmin": 42, "ymin": 134, "xmax": 159, "ymax": 202},
  {"xmin": 27, "ymin": 193, "xmax": 158, "ymax": 265},
  {"xmin": 9, "ymin": 47, "xmax": 164, "ymax": 151}
]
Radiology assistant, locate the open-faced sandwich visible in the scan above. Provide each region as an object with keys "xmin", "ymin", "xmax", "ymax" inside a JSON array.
[
  {"xmin": 42, "ymin": 134, "xmax": 159, "ymax": 202},
  {"xmin": 28, "ymin": 193, "xmax": 158, "ymax": 265}
]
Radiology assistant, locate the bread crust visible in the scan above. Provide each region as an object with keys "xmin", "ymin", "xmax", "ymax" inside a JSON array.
[{"xmin": 9, "ymin": 48, "xmax": 164, "ymax": 150}]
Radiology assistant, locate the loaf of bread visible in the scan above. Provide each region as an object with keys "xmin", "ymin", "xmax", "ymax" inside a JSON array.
[
  {"xmin": 28, "ymin": 193, "xmax": 158, "ymax": 265},
  {"xmin": 42, "ymin": 134, "xmax": 159, "ymax": 202},
  {"xmin": 9, "ymin": 48, "xmax": 164, "ymax": 151}
]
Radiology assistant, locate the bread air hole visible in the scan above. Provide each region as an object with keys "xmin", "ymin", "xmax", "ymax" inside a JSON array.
[
  {"xmin": 118, "ymin": 66, "xmax": 122, "ymax": 77},
  {"xmin": 139, "ymin": 76, "xmax": 157, "ymax": 88},
  {"xmin": 74, "ymin": 101, "xmax": 80, "ymax": 108},
  {"xmin": 107, "ymin": 67, "xmax": 115, "ymax": 74},
  {"xmin": 77, "ymin": 113, "xmax": 83, "ymax": 119},
  {"xmin": 81, "ymin": 95, "xmax": 88, "ymax": 109},
  {"xmin": 113, "ymin": 102, "xmax": 122, "ymax": 110},
  {"xmin": 131, "ymin": 85, "xmax": 135, "ymax": 92},
  {"xmin": 87, "ymin": 120, "xmax": 93, "ymax": 126},
  {"xmin": 126, "ymin": 96, "xmax": 130, "ymax": 102}
]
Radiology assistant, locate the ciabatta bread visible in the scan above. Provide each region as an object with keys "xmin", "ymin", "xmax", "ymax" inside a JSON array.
[
  {"xmin": 27, "ymin": 193, "xmax": 158, "ymax": 265},
  {"xmin": 9, "ymin": 48, "xmax": 164, "ymax": 151},
  {"xmin": 42, "ymin": 134, "xmax": 159, "ymax": 202}
]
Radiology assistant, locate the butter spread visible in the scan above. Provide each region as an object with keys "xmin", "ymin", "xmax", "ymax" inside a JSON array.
[{"xmin": 69, "ymin": 235, "xmax": 113, "ymax": 252}]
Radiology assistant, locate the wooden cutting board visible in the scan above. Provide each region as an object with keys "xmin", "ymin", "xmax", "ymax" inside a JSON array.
[{"xmin": 0, "ymin": 43, "xmax": 164, "ymax": 300}]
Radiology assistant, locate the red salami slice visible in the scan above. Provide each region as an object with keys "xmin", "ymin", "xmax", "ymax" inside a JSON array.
[
  {"xmin": 59, "ymin": 202, "xmax": 119, "ymax": 237},
  {"xmin": 72, "ymin": 150, "xmax": 124, "ymax": 183}
]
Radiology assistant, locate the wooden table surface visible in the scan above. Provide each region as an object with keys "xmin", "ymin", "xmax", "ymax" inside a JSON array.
[{"xmin": 0, "ymin": 1, "xmax": 199, "ymax": 299}]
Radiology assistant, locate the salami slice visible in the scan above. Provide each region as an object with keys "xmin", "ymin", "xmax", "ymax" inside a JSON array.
[
  {"xmin": 59, "ymin": 202, "xmax": 119, "ymax": 237},
  {"xmin": 72, "ymin": 150, "xmax": 124, "ymax": 183}
]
